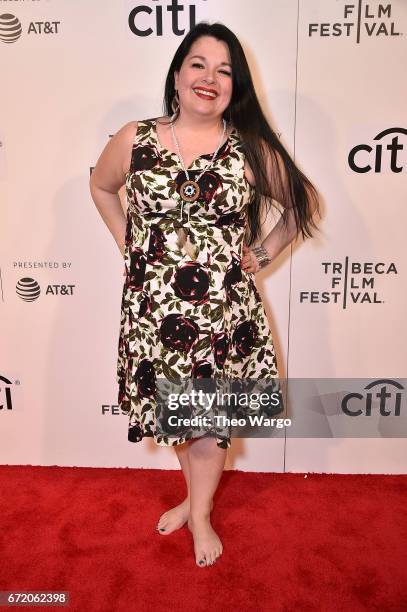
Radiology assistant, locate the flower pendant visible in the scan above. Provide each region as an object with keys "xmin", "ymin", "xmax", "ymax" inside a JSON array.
[{"xmin": 180, "ymin": 180, "xmax": 200, "ymax": 203}]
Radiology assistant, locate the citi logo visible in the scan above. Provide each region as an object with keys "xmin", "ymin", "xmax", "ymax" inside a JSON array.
[
  {"xmin": 128, "ymin": 0, "xmax": 207, "ymax": 37},
  {"xmin": 16, "ymin": 277, "xmax": 75, "ymax": 301},
  {"xmin": 0, "ymin": 375, "xmax": 13, "ymax": 411},
  {"xmin": 308, "ymin": 2, "xmax": 402, "ymax": 43},
  {"xmin": 349, "ymin": 128, "xmax": 406, "ymax": 173},
  {"xmin": 342, "ymin": 379, "xmax": 404, "ymax": 416}
]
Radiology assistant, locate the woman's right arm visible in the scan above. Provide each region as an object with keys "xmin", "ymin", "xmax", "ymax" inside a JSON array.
[{"xmin": 89, "ymin": 121, "xmax": 138, "ymax": 257}]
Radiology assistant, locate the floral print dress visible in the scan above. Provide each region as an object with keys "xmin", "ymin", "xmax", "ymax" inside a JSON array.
[{"xmin": 116, "ymin": 117, "xmax": 279, "ymax": 449}]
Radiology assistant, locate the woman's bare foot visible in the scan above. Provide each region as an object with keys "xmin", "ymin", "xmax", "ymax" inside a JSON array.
[
  {"xmin": 156, "ymin": 499, "xmax": 213, "ymax": 535},
  {"xmin": 188, "ymin": 516, "xmax": 223, "ymax": 567}
]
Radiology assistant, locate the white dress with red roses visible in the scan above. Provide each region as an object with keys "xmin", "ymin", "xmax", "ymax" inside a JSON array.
[{"xmin": 116, "ymin": 118, "xmax": 279, "ymax": 449}]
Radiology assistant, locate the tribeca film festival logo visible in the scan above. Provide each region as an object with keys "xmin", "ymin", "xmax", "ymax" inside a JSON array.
[
  {"xmin": 308, "ymin": 2, "xmax": 402, "ymax": 43},
  {"xmin": 0, "ymin": 11, "xmax": 60, "ymax": 45},
  {"xmin": 342, "ymin": 379, "xmax": 404, "ymax": 417},
  {"xmin": 349, "ymin": 127, "xmax": 406, "ymax": 173},
  {"xmin": 128, "ymin": 0, "xmax": 208, "ymax": 37},
  {"xmin": 299, "ymin": 257, "xmax": 397, "ymax": 308}
]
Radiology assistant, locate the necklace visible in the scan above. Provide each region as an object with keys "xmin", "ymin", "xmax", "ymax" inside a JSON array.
[{"xmin": 171, "ymin": 118, "xmax": 227, "ymax": 204}]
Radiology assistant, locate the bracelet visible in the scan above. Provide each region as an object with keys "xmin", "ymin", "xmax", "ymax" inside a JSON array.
[{"xmin": 252, "ymin": 244, "xmax": 272, "ymax": 270}]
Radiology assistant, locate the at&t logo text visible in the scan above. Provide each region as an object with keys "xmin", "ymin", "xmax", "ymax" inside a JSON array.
[
  {"xmin": 0, "ymin": 13, "xmax": 60, "ymax": 44},
  {"xmin": 16, "ymin": 277, "xmax": 75, "ymax": 302}
]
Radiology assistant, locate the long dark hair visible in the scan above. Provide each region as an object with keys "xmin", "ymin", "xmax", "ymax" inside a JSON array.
[{"xmin": 161, "ymin": 22, "xmax": 321, "ymax": 246}]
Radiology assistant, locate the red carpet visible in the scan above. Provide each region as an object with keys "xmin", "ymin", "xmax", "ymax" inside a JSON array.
[{"xmin": 0, "ymin": 466, "xmax": 406, "ymax": 611}]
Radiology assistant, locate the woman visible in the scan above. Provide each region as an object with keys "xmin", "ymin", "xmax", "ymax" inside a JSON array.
[{"xmin": 89, "ymin": 22, "xmax": 320, "ymax": 568}]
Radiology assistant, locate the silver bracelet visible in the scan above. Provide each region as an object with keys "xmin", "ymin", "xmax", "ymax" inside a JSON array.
[{"xmin": 252, "ymin": 244, "xmax": 272, "ymax": 269}]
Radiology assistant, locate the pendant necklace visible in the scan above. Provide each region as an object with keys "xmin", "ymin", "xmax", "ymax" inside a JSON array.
[
  {"xmin": 170, "ymin": 117, "xmax": 227, "ymax": 261},
  {"xmin": 171, "ymin": 118, "xmax": 227, "ymax": 208}
]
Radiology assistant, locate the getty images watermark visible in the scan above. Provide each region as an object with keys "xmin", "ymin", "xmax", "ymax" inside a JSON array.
[
  {"xmin": 166, "ymin": 384, "xmax": 289, "ymax": 429},
  {"xmin": 155, "ymin": 377, "xmax": 286, "ymax": 442},
  {"xmin": 153, "ymin": 378, "xmax": 407, "ymax": 441}
]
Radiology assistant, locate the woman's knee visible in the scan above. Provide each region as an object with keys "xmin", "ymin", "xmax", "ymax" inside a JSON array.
[{"xmin": 188, "ymin": 435, "xmax": 217, "ymax": 458}]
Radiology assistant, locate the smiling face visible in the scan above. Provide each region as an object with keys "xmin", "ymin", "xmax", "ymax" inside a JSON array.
[{"xmin": 174, "ymin": 35, "xmax": 233, "ymax": 121}]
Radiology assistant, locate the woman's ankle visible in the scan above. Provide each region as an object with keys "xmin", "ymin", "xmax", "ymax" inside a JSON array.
[{"xmin": 189, "ymin": 507, "xmax": 213, "ymax": 523}]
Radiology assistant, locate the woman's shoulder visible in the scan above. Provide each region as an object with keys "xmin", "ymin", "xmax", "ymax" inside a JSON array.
[
  {"xmin": 118, "ymin": 117, "xmax": 156, "ymax": 135},
  {"xmin": 114, "ymin": 121, "xmax": 143, "ymax": 178},
  {"xmin": 119, "ymin": 118, "xmax": 159, "ymax": 176},
  {"xmin": 114, "ymin": 120, "xmax": 138, "ymax": 145},
  {"xmin": 116, "ymin": 118, "xmax": 157, "ymax": 148}
]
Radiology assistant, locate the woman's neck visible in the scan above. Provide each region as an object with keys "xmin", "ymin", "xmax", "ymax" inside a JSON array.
[{"xmin": 172, "ymin": 111, "xmax": 225, "ymax": 135}]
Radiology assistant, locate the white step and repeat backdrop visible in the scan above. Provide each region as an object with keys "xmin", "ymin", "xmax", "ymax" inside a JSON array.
[{"xmin": 1, "ymin": 1, "xmax": 406, "ymax": 472}]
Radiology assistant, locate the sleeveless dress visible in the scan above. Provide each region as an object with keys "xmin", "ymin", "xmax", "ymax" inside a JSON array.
[{"xmin": 116, "ymin": 117, "xmax": 280, "ymax": 449}]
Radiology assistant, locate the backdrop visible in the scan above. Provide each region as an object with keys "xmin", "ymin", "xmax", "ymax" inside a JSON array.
[{"xmin": 1, "ymin": 0, "xmax": 406, "ymax": 472}]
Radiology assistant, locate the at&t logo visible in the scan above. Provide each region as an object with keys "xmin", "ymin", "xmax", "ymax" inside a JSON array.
[
  {"xmin": 0, "ymin": 12, "xmax": 60, "ymax": 44},
  {"xmin": 16, "ymin": 277, "xmax": 75, "ymax": 302}
]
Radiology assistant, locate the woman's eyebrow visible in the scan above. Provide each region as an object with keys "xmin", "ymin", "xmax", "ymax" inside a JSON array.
[{"xmin": 189, "ymin": 54, "xmax": 232, "ymax": 67}]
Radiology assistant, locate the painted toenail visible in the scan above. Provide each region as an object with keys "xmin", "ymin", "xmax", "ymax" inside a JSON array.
[
  {"xmin": 199, "ymin": 559, "xmax": 204, "ymax": 565},
  {"xmin": 159, "ymin": 528, "xmax": 165, "ymax": 531}
]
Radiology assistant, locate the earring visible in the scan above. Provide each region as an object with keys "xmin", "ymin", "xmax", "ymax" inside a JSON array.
[{"xmin": 171, "ymin": 90, "xmax": 180, "ymax": 116}]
